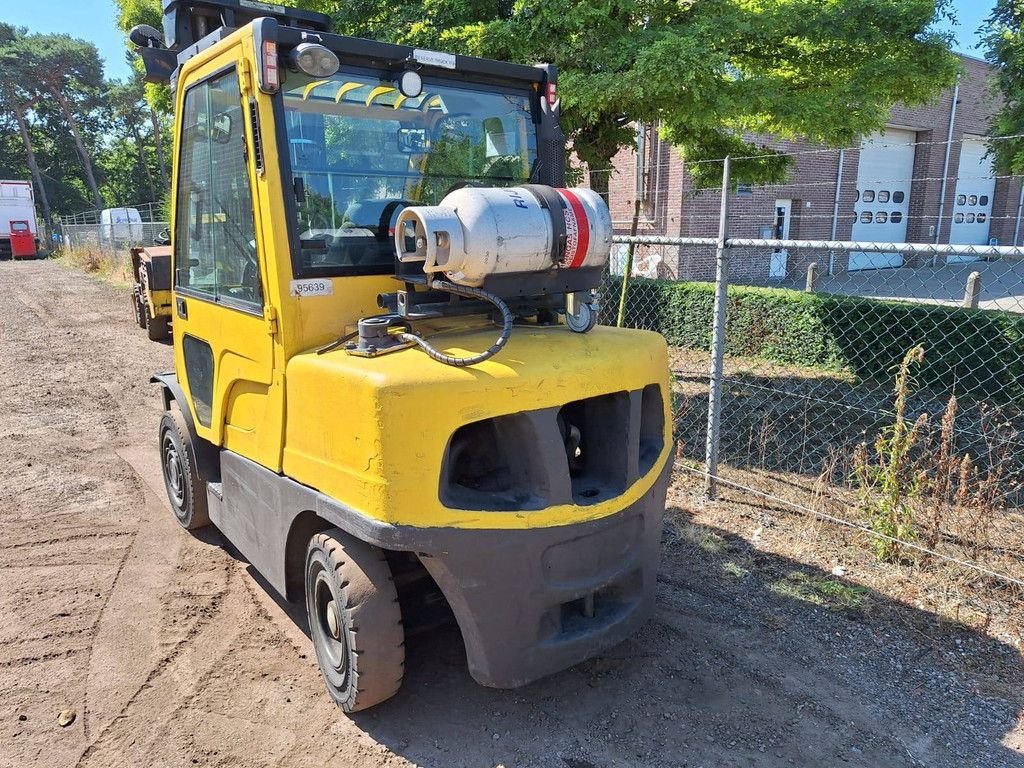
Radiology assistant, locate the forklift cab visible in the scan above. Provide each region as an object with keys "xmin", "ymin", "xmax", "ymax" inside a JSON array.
[{"xmin": 139, "ymin": 0, "xmax": 564, "ymax": 470}]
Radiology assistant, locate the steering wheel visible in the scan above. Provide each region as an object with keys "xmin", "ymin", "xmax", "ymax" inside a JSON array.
[{"xmin": 377, "ymin": 200, "xmax": 416, "ymax": 241}]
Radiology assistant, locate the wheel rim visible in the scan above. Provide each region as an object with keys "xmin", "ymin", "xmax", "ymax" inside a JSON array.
[
  {"xmin": 162, "ymin": 434, "xmax": 186, "ymax": 509},
  {"xmin": 312, "ymin": 567, "xmax": 349, "ymax": 678}
]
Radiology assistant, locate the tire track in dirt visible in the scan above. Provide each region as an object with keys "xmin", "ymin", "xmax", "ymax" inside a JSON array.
[
  {"xmin": 3, "ymin": 259, "xmax": 1022, "ymax": 768},
  {"xmin": 1, "ymin": 531, "xmax": 133, "ymax": 551},
  {"xmin": 74, "ymin": 569, "xmax": 237, "ymax": 768}
]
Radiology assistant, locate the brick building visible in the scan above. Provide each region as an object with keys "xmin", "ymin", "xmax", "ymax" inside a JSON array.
[{"xmin": 605, "ymin": 55, "xmax": 1023, "ymax": 282}]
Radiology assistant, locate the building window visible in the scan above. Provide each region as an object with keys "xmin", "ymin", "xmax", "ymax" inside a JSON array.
[
  {"xmin": 978, "ymin": 213, "xmax": 987, "ymax": 223},
  {"xmin": 878, "ymin": 190, "xmax": 890, "ymax": 203},
  {"xmin": 893, "ymin": 191, "xmax": 905, "ymax": 204},
  {"xmin": 954, "ymin": 213, "xmax": 965, "ymax": 223},
  {"xmin": 736, "ymin": 182, "xmax": 753, "ymax": 197},
  {"xmin": 957, "ymin": 194, "xmax": 966, "ymax": 205},
  {"xmin": 860, "ymin": 211, "xmax": 873, "ymax": 223},
  {"xmin": 966, "ymin": 213, "xmax": 976, "ymax": 223},
  {"xmin": 863, "ymin": 190, "xmax": 875, "ymax": 203},
  {"xmin": 968, "ymin": 195, "xmax": 978, "ymax": 205},
  {"xmin": 891, "ymin": 211, "xmax": 903, "ymax": 223},
  {"xmin": 980, "ymin": 195, "xmax": 989, "ymax": 206},
  {"xmin": 876, "ymin": 211, "xmax": 888, "ymax": 224}
]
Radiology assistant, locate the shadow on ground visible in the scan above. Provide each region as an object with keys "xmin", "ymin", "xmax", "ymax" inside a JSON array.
[{"xmin": 229, "ymin": 506, "xmax": 1024, "ymax": 768}]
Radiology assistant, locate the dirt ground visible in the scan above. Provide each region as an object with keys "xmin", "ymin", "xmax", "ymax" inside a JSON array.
[{"xmin": 1, "ymin": 259, "xmax": 1022, "ymax": 768}]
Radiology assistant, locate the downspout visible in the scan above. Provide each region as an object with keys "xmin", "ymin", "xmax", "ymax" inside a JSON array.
[
  {"xmin": 829, "ymin": 148, "xmax": 845, "ymax": 275},
  {"xmin": 635, "ymin": 123, "xmax": 646, "ymax": 204},
  {"xmin": 934, "ymin": 75, "xmax": 961, "ymax": 248}
]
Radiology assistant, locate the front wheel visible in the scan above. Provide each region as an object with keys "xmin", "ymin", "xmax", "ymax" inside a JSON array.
[
  {"xmin": 306, "ymin": 529, "xmax": 405, "ymax": 712},
  {"xmin": 159, "ymin": 409, "xmax": 210, "ymax": 530}
]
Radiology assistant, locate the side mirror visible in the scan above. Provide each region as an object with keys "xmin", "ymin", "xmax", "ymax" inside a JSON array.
[{"xmin": 129, "ymin": 24, "xmax": 164, "ymax": 49}]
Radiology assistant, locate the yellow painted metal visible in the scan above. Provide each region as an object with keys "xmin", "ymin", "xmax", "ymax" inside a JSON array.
[
  {"xmin": 170, "ymin": 25, "xmax": 671, "ymax": 531},
  {"xmin": 365, "ymin": 85, "xmax": 395, "ymax": 106},
  {"xmin": 146, "ymin": 288, "xmax": 173, "ymax": 318},
  {"xmin": 282, "ymin": 325, "xmax": 672, "ymax": 529},
  {"xmin": 170, "ymin": 28, "xmax": 285, "ymax": 470},
  {"xmin": 302, "ymin": 79, "xmax": 330, "ymax": 99},
  {"xmin": 334, "ymin": 81, "xmax": 362, "ymax": 102}
]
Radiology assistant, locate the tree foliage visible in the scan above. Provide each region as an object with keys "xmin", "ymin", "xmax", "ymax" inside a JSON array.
[
  {"xmin": 984, "ymin": 0, "xmax": 1024, "ymax": 174},
  {"xmin": 0, "ymin": 21, "xmax": 168, "ymax": 221},
  {"xmin": 103, "ymin": 0, "xmax": 959, "ymax": 200},
  {"xmin": 329, "ymin": 0, "xmax": 959, "ymax": 190}
]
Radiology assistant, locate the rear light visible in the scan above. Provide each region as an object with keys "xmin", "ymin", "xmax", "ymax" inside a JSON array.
[
  {"xmin": 262, "ymin": 40, "xmax": 279, "ymax": 91},
  {"xmin": 546, "ymin": 82, "xmax": 557, "ymax": 107}
]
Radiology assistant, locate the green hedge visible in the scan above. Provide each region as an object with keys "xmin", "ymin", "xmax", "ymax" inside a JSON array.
[{"xmin": 603, "ymin": 276, "xmax": 1024, "ymax": 403}]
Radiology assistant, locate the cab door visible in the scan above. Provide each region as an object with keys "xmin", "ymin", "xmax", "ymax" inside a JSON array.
[{"xmin": 171, "ymin": 63, "xmax": 282, "ymax": 470}]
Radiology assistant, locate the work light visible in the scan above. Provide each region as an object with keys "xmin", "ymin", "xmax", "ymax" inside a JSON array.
[{"xmin": 290, "ymin": 43, "xmax": 340, "ymax": 77}]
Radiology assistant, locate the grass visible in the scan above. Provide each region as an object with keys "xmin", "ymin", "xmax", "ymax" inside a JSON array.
[
  {"xmin": 54, "ymin": 246, "xmax": 132, "ymax": 287},
  {"xmin": 768, "ymin": 571, "xmax": 869, "ymax": 611}
]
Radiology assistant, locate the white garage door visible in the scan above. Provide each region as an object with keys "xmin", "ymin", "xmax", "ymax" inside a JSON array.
[
  {"xmin": 849, "ymin": 129, "xmax": 916, "ymax": 270},
  {"xmin": 948, "ymin": 137, "xmax": 996, "ymax": 259}
]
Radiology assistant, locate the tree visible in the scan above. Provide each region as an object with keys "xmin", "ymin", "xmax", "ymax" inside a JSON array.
[
  {"xmin": 24, "ymin": 34, "xmax": 108, "ymax": 208},
  {"xmin": 112, "ymin": 0, "xmax": 959, "ymax": 196},
  {"xmin": 983, "ymin": 1, "xmax": 1024, "ymax": 173},
  {"xmin": 330, "ymin": 0, "xmax": 959, "ymax": 193},
  {"xmin": 108, "ymin": 76, "xmax": 158, "ymax": 201},
  {"xmin": 0, "ymin": 24, "xmax": 52, "ymax": 222}
]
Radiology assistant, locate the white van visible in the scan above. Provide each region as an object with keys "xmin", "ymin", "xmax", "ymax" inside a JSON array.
[{"xmin": 100, "ymin": 207, "xmax": 144, "ymax": 245}]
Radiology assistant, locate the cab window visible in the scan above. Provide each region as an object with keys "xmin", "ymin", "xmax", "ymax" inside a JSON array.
[{"xmin": 174, "ymin": 68, "xmax": 262, "ymax": 310}]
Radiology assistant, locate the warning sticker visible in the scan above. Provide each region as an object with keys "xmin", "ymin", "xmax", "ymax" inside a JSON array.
[{"xmin": 557, "ymin": 189, "xmax": 590, "ymax": 268}]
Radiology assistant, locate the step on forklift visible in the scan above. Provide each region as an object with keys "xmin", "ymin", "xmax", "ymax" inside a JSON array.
[{"xmin": 134, "ymin": 0, "xmax": 672, "ymax": 712}]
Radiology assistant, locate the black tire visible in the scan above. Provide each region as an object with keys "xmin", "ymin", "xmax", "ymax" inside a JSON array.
[
  {"xmin": 306, "ymin": 529, "xmax": 405, "ymax": 712},
  {"xmin": 132, "ymin": 286, "xmax": 147, "ymax": 329},
  {"xmin": 159, "ymin": 408, "xmax": 210, "ymax": 530},
  {"xmin": 145, "ymin": 304, "xmax": 170, "ymax": 341}
]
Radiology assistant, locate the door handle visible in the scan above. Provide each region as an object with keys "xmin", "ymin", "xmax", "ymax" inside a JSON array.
[{"xmin": 176, "ymin": 297, "xmax": 188, "ymax": 320}]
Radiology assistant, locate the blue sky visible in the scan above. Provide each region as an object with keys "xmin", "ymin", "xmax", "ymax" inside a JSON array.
[{"xmin": 0, "ymin": 0, "xmax": 999, "ymax": 83}]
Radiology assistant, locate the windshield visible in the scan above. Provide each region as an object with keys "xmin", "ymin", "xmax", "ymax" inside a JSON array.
[{"xmin": 281, "ymin": 69, "xmax": 538, "ymax": 275}]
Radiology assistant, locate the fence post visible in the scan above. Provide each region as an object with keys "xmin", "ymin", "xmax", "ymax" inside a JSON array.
[
  {"xmin": 805, "ymin": 262, "xmax": 818, "ymax": 293},
  {"xmin": 704, "ymin": 156, "xmax": 731, "ymax": 500},
  {"xmin": 616, "ymin": 199, "xmax": 642, "ymax": 327},
  {"xmin": 963, "ymin": 270, "xmax": 982, "ymax": 309}
]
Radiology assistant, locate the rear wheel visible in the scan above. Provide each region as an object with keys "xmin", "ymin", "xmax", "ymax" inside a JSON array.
[
  {"xmin": 306, "ymin": 529, "xmax": 405, "ymax": 712},
  {"xmin": 132, "ymin": 286, "xmax": 147, "ymax": 329},
  {"xmin": 159, "ymin": 408, "xmax": 210, "ymax": 530},
  {"xmin": 146, "ymin": 304, "xmax": 170, "ymax": 341}
]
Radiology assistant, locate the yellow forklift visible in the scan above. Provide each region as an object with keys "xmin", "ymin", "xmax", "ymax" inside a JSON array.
[
  {"xmin": 134, "ymin": 0, "xmax": 671, "ymax": 712},
  {"xmin": 130, "ymin": 236, "xmax": 173, "ymax": 341}
]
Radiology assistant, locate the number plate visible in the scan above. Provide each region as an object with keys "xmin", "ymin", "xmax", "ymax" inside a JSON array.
[{"xmin": 290, "ymin": 279, "xmax": 333, "ymax": 297}]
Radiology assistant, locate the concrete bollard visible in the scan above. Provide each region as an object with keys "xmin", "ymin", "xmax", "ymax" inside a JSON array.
[
  {"xmin": 805, "ymin": 262, "xmax": 818, "ymax": 293},
  {"xmin": 963, "ymin": 271, "xmax": 982, "ymax": 309}
]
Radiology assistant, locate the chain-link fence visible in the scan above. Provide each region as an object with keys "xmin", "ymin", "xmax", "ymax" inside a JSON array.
[
  {"xmin": 601, "ymin": 138, "xmax": 1024, "ymax": 589},
  {"xmin": 58, "ymin": 201, "xmax": 168, "ymax": 251}
]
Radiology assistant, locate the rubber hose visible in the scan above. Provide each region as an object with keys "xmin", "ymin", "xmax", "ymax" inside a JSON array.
[{"xmin": 398, "ymin": 279, "xmax": 513, "ymax": 367}]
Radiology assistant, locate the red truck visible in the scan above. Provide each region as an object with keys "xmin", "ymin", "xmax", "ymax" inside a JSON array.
[{"xmin": 0, "ymin": 180, "xmax": 39, "ymax": 260}]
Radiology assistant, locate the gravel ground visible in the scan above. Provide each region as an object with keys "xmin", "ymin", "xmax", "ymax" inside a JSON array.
[{"xmin": 0, "ymin": 259, "xmax": 1021, "ymax": 768}]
